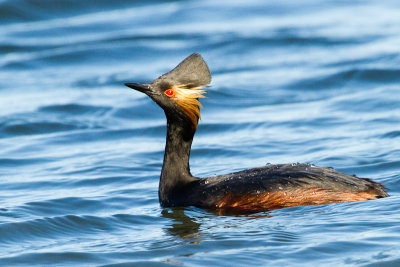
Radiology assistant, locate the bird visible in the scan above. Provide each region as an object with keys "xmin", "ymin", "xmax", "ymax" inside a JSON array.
[{"xmin": 125, "ymin": 53, "xmax": 388, "ymax": 213}]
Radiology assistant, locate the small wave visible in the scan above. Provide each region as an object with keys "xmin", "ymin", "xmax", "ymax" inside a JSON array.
[
  {"xmin": 21, "ymin": 197, "xmax": 108, "ymax": 217},
  {"xmin": 0, "ymin": 157, "xmax": 53, "ymax": 167},
  {"xmin": 0, "ymin": 215, "xmax": 109, "ymax": 244},
  {"xmin": 0, "ymin": 121, "xmax": 84, "ymax": 136},
  {"xmin": 287, "ymin": 68, "xmax": 400, "ymax": 90},
  {"xmin": 39, "ymin": 103, "xmax": 111, "ymax": 115},
  {"xmin": 0, "ymin": 252, "xmax": 105, "ymax": 266},
  {"xmin": 0, "ymin": 1, "xmax": 40, "ymax": 23},
  {"xmin": 380, "ymin": 131, "xmax": 400, "ymax": 139},
  {"xmin": 0, "ymin": 212, "xmax": 160, "ymax": 245},
  {"xmin": 0, "ymin": 103, "xmax": 114, "ymax": 136}
]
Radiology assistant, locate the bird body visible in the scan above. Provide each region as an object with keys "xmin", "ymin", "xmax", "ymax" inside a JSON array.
[
  {"xmin": 160, "ymin": 163, "xmax": 386, "ymax": 212},
  {"xmin": 125, "ymin": 53, "xmax": 388, "ymax": 213}
]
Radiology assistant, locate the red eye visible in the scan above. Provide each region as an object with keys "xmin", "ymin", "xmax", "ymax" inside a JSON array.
[{"xmin": 164, "ymin": 89, "xmax": 174, "ymax": 97}]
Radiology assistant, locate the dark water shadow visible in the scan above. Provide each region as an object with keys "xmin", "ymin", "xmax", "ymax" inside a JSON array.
[
  {"xmin": 161, "ymin": 206, "xmax": 274, "ymax": 241},
  {"xmin": 161, "ymin": 207, "xmax": 201, "ymax": 240}
]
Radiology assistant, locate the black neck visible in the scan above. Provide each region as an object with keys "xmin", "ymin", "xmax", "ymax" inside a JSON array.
[{"xmin": 159, "ymin": 115, "xmax": 197, "ymax": 205}]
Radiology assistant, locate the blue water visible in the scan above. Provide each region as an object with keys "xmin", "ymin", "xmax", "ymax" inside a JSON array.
[{"xmin": 1, "ymin": 0, "xmax": 400, "ymax": 266}]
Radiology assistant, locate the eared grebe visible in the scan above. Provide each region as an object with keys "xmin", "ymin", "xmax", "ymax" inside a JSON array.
[{"xmin": 125, "ymin": 53, "xmax": 388, "ymax": 213}]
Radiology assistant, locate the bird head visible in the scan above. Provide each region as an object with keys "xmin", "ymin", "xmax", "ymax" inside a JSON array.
[{"xmin": 125, "ymin": 53, "xmax": 211, "ymax": 130}]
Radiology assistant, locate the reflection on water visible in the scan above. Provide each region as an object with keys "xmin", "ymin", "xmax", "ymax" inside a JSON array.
[{"xmin": 162, "ymin": 208, "xmax": 201, "ymax": 240}]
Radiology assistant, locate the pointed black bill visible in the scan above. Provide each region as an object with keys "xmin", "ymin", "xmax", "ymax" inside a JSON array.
[{"xmin": 124, "ymin": 83, "xmax": 151, "ymax": 94}]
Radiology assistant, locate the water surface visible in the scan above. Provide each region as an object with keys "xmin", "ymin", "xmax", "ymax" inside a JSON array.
[{"xmin": 1, "ymin": 0, "xmax": 400, "ymax": 266}]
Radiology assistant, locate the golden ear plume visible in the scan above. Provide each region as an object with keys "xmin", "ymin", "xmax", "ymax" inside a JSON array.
[{"xmin": 170, "ymin": 84, "xmax": 206, "ymax": 129}]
